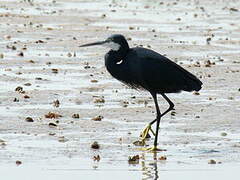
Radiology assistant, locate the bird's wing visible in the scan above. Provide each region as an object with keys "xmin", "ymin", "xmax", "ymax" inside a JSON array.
[{"xmin": 134, "ymin": 48, "xmax": 202, "ymax": 93}]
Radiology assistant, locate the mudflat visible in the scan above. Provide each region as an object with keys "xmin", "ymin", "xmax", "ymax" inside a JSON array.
[{"xmin": 0, "ymin": 0, "xmax": 239, "ymax": 179}]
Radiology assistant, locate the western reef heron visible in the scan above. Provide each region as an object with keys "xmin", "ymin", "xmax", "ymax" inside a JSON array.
[{"xmin": 80, "ymin": 34, "xmax": 202, "ymax": 151}]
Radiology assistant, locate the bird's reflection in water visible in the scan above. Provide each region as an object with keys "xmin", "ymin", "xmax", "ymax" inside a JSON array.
[{"xmin": 141, "ymin": 152, "xmax": 161, "ymax": 180}]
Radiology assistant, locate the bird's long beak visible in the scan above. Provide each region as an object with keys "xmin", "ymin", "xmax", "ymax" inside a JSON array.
[{"xmin": 79, "ymin": 40, "xmax": 107, "ymax": 47}]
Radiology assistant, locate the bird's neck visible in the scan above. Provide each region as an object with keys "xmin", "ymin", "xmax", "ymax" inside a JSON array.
[
  {"xmin": 104, "ymin": 47, "xmax": 129, "ymax": 80},
  {"xmin": 110, "ymin": 46, "xmax": 129, "ymax": 61}
]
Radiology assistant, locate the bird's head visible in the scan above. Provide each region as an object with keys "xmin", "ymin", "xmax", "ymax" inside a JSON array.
[{"xmin": 79, "ymin": 34, "xmax": 129, "ymax": 51}]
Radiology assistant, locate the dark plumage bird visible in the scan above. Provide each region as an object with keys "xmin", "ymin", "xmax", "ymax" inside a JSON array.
[{"xmin": 80, "ymin": 34, "xmax": 202, "ymax": 151}]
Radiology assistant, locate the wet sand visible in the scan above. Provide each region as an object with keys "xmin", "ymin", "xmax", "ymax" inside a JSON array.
[{"xmin": 0, "ymin": 0, "xmax": 240, "ymax": 179}]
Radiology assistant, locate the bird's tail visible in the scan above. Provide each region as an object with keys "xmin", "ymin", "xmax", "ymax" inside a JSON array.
[{"xmin": 184, "ymin": 75, "xmax": 202, "ymax": 92}]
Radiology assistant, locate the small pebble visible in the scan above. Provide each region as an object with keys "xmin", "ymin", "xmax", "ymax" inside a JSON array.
[
  {"xmin": 52, "ymin": 69, "xmax": 58, "ymax": 73},
  {"xmin": 94, "ymin": 98, "xmax": 105, "ymax": 103},
  {"xmin": 15, "ymin": 86, "xmax": 23, "ymax": 92},
  {"xmin": 58, "ymin": 136, "xmax": 68, "ymax": 143},
  {"xmin": 128, "ymin": 155, "xmax": 140, "ymax": 164},
  {"xmin": 48, "ymin": 122, "xmax": 57, "ymax": 127},
  {"xmin": 159, "ymin": 156, "xmax": 167, "ymax": 160},
  {"xmin": 193, "ymin": 91, "xmax": 200, "ymax": 95},
  {"xmin": 25, "ymin": 117, "xmax": 34, "ymax": 122},
  {"xmin": 13, "ymin": 98, "xmax": 19, "ymax": 102},
  {"xmin": 45, "ymin": 112, "xmax": 62, "ymax": 119},
  {"xmin": 91, "ymin": 79, "xmax": 98, "ymax": 83},
  {"xmin": 208, "ymin": 159, "xmax": 216, "ymax": 164},
  {"xmin": 221, "ymin": 132, "xmax": 227, "ymax": 136},
  {"xmin": 18, "ymin": 52, "xmax": 24, "ymax": 57},
  {"xmin": 91, "ymin": 141, "xmax": 100, "ymax": 149},
  {"xmin": 49, "ymin": 132, "xmax": 56, "ymax": 136},
  {"xmin": 92, "ymin": 115, "xmax": 103, "ymax": 121},
  {"xmin": 230, "ymin": 8, "xmax": 238, "ymax": 12},
  {"xmin": 23, "ymin": 95, "xmax": 30, "ymax": 99},
  {"xmin": 53, "ymin": 100, "xmax": 60, "ymax": 108},
  {"xmin": 171, "ymin": 111, "xmax": 176, "ymax": 116},
  {"xmin": 16, "ymin": 160, "xmax": 22, "ymax": 166},
  {"xmin": 0, "ymin": 139, "xmax": 6, "ymax": 146},
  {"xmin": 24, "ymin": 83, "xmax": 31, "ymax": 86},
  {"xmin": 72, "ymin": 113, "xmax": 80, "ymax": 118},
  {"xmin": 93, "ymin": 155, "xmax": 101, "ymax": 161}
]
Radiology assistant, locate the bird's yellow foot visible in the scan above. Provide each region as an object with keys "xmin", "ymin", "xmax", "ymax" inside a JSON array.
[
  {"xmin": 133, "ymin": 140, "xmax": 146, "ymax": 146},
  {"xmin": 140, "ymin": 124, "xmax": 155, "ymax": 139},
  {"xmin": 138, "ymin": 146, "xmax": 166, "ymax": 152},
  {"xmin": 133, "ymin": 124, "xmax": 155, "ymax": 146}
]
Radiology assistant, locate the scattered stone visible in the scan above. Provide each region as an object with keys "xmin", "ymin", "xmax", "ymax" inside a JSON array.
[
  {"xmin": 72, "ymin": 113, "xmax": 80, "ymax": 118},
  {"xmin": 49, "ymin": 132, "xmax": 56, "ymax": 136},
  {"xmin": 4, "ymin": 35, "xmax": 11, "ymax": 39},
  {"xmin": 16, "ymin": 72, "xmax": 23, "ymax": 75},
  {"xmin": 93, "ymin": 155, "xmax": 101, "ymax": 161},
  {"xmin": 193, "ymin": 91, "xmax": 200, "ymax": 95},
  {"xmin": 35, "ymin": 77, "xmax": 43, "ymax": 80},
  {"xmin": 0, "ymin": 139, "xmax": 6, "ymax": 146},
  {"xmin": 25, "ymin": 117, "xmax": 34, "ymax": 122},
  {"xmin": 48, "ymin": 122, "xmax": 57, "ymax": 127},
  {"xmin": 23, "ymin": 95, "xmax": 30, "ymax": 99},
  {"xmin": 35, "ymin": 40, "xmax": 44, "ymax": 43},
  {"xmin": 133, "ymin": 140, "xmax": 145, "ymax": 146},
  {"xmin": 171, "ymin": 111, "xmax": 176, "ymax": 116},
  {"xmin": 208, "ymin": 159, "xmax": 216, "ymax": 164},
  {"xmin": 193, "ymin": 61, "xmax": 201, "ymax": 67},
  {"xmin": 53, "ymin": 100, "xmax": 60, "ymax": 108},
  {"xmin": 24, "ymin": 83, "xmax": 31, "ymax": 86},
  {"xmin": 15, "ymin": 86, "xmax": 23, "ymax": 92},
  {"xmin": 128, "ymin": 155, "xmax": 140, "ymax": 164},
  {"xmin": 91, "ymin": 141, "xmax": 100, "ymax": 149},
  {"xmin": 221, "ymin": 132, "xmax": 227, "ymax": 136},
  {"xmin": 91, "ymin": 79, "xmax": 98, "ymax": 83},
  {"xmin": 92, "ymin": 115, "xmax": 103, "ymax": 121},
  {"xmin": 230, "ymin": 8, "xmax": 238, "ymax": 12},
  {"xmin": 13, "ymin": 98, "xmax": 19, "ymax": 102},
  {"xmin": 204, "ymin": 60, "xmax": 215, "ymax": 67},
  {"xmin": 52, "ymin": 68, "xmax": 58, "ymax": 73},
  {"xmin": 159, "ymin": 155, "xmax": 167, "ymax": 160},
  {"xmin": 58, "ymin": 136, "xmax": 68, "ymax": 143},
  {"xmin": 18, "ymin": 52, "xmax": 24, "ymax": 57},
  {"xmin": 28, "ymin": 60, "xmax": 35, "ymax": 63},
  {"xmin": 16, "ymin": 160, "xmax": 22, "ymax": 166},
  {"xmin": 6, "ymin": 45, "xmax": 16, "ymax": 50},
  {"xmin": 67, "ymin": 52, "xmax": 72, "ymax": 57},
  {"xmin": 94, "ymin": 97, "xmax": 105, "ymax": 103},
  {"xmin": 45, "ymin": 112, "xmax": 62, "ymax": 119},
  {"xmin": 206, "ymin": 37, "xmax": 211, "ymax": 44}
]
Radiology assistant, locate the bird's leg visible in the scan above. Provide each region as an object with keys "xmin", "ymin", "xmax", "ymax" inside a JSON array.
[
  {"xmin": 152, "ymin": 92, "xmax": 162, "ymax": 151},
  {"xmin": 139, "ymin": 93, "xmax": 174, "ymax": 151},
  {"xmin": 139, "ymin": 123, "xmax": 155, "ymax": 138},
  {"xmin": 138, "ymin": 94, "xmax": 174, "ymax": 143},
  {"xmin": 138, "ymin": 92, "xmax": 162, "ymax": 151},
  {"xmin": 134, "ymin": 123, "xmax": 155, "ymax": 146}
]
